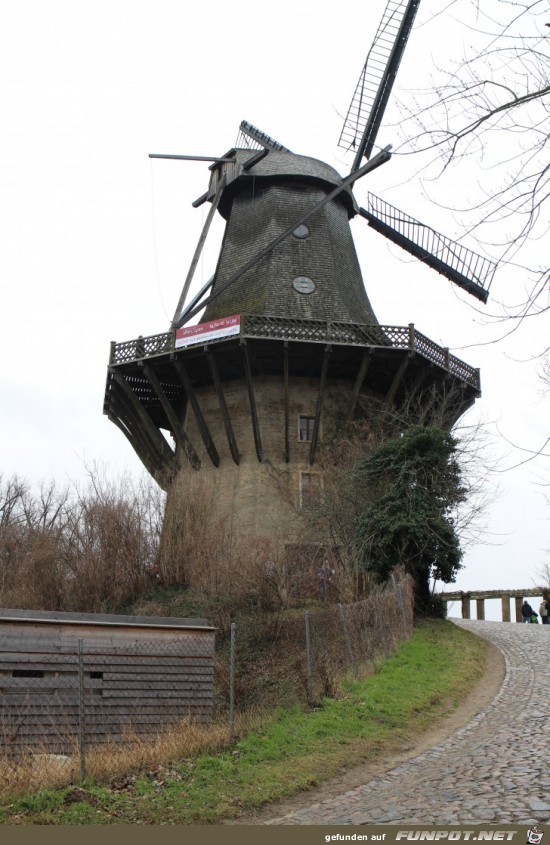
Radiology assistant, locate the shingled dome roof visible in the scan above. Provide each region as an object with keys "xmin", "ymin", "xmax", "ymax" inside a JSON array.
[
  {"xmin": 215, "ymin": 149, "xmax": 359, "ymax": 220},
  {"xmin": 202, "ymin": 149, "xmax": 378, "ymax": 325}
]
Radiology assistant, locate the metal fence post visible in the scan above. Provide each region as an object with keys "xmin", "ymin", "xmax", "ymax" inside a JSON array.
[
  {"xmin": 229, "ymin": 622, "xmax": 236, "ymax": 745},
  {"xmin": 304, "ymin": 611, "xmax": 313, "ymax": 706},
  {"xmin": 77, "ymin": 638, "xmax": 86, "ymax": 781},
  {"xmin": 338, "ymin": 603, "xmax": 358, "ymax": 679}
]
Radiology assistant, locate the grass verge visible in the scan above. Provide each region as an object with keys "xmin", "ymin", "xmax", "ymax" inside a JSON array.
[{"xmin": 0, "ymin": 619, "xmax": 486, "ymax": 825}]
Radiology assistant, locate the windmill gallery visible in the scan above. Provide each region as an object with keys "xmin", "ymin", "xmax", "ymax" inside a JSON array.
[{"xmin": 103, "ymin": 0, "xmax": 495, "ymax": 562}]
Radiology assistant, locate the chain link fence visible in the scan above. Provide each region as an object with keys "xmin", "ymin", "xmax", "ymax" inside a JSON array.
[
  {"xmin": 0, "ymin": 569, "xmax": 413, "ymax": 792},
  {"xmin": 0, "ymin": 619, "xmax": 216, "ymax": 790},
  {"xmin": 218, "ymin": 568, "xmax": 414, "ymax": 735}
]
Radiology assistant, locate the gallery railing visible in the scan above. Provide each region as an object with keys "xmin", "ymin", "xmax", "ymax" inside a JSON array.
[{"xmin": 109, "ymin": 315, "xmax": 480, "ymax": 390}]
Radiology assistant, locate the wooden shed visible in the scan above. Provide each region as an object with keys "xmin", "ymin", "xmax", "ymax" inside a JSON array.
[{"xmin": 0, "ymin": 608, "xmax": 215, "ymax": 753}]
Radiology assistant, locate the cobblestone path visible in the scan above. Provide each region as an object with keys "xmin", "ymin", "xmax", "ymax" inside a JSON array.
[{"xmin": 266, "ymin": 620, "xmax": 550, "ymax": 825}]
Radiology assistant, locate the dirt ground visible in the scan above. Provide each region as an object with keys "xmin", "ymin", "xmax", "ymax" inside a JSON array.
[{"xmin": 228, "ymin": 637, "xmax": 504, "ymax": 824}]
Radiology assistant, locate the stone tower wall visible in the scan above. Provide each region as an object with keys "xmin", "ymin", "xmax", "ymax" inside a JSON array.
[{"xmin": 169, "ymin": 375, "xmax": 358, "ymax": 540}]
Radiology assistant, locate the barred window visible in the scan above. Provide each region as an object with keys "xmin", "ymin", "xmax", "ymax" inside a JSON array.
[{"xmin": 298, "ymin": 415, "xmax": 316, "ymax": 442}]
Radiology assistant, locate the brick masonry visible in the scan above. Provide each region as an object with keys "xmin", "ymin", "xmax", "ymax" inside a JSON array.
[{"xmin": 168, "ymin": 374, "xmax": 360, "ymax": 539}]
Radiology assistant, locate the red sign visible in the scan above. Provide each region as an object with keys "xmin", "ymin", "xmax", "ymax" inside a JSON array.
[{"xmin": 175, "ymin": 315, "xmax": 241, "ymax": 349}]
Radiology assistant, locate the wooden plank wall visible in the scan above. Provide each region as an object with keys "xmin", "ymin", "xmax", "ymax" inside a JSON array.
[{"xmin": 0, "ymin": 621, "xmax": 215, "ymax": 753}]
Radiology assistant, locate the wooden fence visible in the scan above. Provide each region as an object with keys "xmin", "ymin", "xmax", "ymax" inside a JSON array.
[{"xmin": 0, "ymin": 609, "xmax": 215, "ymax": 754}]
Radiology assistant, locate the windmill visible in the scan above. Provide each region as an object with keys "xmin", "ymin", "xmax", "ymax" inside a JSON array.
[{"xmin": 104, "ymin": 0, "xmax": 492, "ymax": 548}]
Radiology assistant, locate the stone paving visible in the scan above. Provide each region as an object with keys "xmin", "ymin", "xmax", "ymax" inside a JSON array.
[{"xmin": 266, "ymin": 619, "xmax": 550, "ymax": 825}]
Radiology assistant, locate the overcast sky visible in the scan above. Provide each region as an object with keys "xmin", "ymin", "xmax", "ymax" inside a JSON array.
[{"xmin": 1, "ymin": 0, "xmax": 548, "ymax": 618}]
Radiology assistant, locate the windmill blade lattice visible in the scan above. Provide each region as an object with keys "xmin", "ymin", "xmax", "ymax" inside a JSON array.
[
  {"xmin": 237, "ymin": 120, "xmax": 291, "ymax": 152},
  {"xmin": 338, "ymin": 0, "xmax": 420, "ymax": 170},
  {"xmin": 360, "ymin": 193, "xmax": 495, "ymax": 303}
]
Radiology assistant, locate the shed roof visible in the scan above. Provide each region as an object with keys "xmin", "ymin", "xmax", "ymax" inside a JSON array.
[{"xmin": 0, "ymin": 608, "xmax": 214, "ymax": 631}]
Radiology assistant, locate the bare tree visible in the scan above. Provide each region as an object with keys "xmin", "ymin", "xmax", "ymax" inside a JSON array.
[
  {"xmin": 0, "ymin": 470, "xmax": 166, "ymax": 612},
  {"xmin": 395, "ymin": 0, "xmax": 549, "ymax": 335},
  {"xmin": 532, "ymin": 560, "xmax": 550, "ymax": 595}
]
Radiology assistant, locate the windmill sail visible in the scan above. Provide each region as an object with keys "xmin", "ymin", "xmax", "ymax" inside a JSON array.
[
  {"xmin": 339, "ymin": 0, "xmax": 421, "ymax": 171},
  {"xmin": 237, "ymin": 120, "xmax": 291, "ymax": 152},
  {"xmin": 360, "ymin": 194, "xmax": 494, "ymax": 303}
]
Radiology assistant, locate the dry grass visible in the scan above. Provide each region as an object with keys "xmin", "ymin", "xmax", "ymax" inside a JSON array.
[
  {"xmin": 0, "ymin": 573, "xmax": 414, "ymax": 797},
  {"xmin": 0, "ymin": 710, "xmax": 267, "ymax": 796}
]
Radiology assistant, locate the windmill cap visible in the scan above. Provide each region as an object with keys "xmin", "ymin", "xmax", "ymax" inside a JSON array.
[{"xmin": 212, "ymin": 149, "xmax": 359, "ymax": 220}]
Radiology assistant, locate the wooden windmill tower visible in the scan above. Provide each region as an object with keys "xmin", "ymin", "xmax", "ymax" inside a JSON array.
[{"xmin": 104, "ymin": 0, "xmax": 494, "ymax": 544}]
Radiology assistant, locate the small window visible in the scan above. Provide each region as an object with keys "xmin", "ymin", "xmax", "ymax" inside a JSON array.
[
  {"xmin": 292, "ymin": 224, "xmax": 310, "ymax": 239},
  {"xmin": 300, "ymin": 472, "xmax": 323, "ymax": 508},
  {"xmin": 292, "ymin": 276, "xmax": 315, "ymax": 294},
  {"xmin": 12, "ymin": 670, "xmax": 44, "ymax": 678},
  {"xmin": 89, "ymin": 672, "xmax": 103, "ymax": 679},
  {"xmin": 298, "ymin": 416, "xmax": 316, "ymax": 442}
]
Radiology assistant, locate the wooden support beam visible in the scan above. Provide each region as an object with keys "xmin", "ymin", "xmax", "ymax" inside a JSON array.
[
  {"xmin": 107, "ymin": 392, "xmax": 148, "ymax": 460},
  {"xmin": 461, "ymin": 593, "xmax": 471, "ymax": 620},
  {"xmin": 309, "ymin": 345, "xmax": 331, "ymax": 466},
  {"xmin": 284, "ymin": 341, "xmax": 290, "ymax": 463},
  {"xmin": 447, "ymin": 393, "xmax": 477, "ymax": 429},
  {"xmin": 106, "ymin": 407, "xmax": 170, "ymax": 487},
  {"xmin": 502, "ymin": 594, "xmax": 511, "ymax": 623},
  {"xmin": 172, "ymin": 174, "xmax": 226, "ymax": 325},
  {"xmin": 107, "ymin": 396, "xmax": 157, "ymax": 474},
  {"xmin": 242, "ymin": 148, "xmax": 269, "ymax": 171},
  {"xmin": 109, "ymin": 373, "xmax": 176, "ymax": 464},
  {"xmin": 173, "ymin": 360, "xmax": 220, "ymax": 467},
  {"xmin": 242, "ymin": 342, "xmax": 263, "ymax": 462},
  {"xmin": 110, "ymin": 377, "xmax": 158, "ymax": 462},
  {"xmin": 386, "ymin": 353, "xmax": 410, "ymax": 405},
  {"xmin": 207, "ymin": 350, "xmax": 240, "ymax": 465},
  {"xmin": 476, "ymin": 598, "xmax": 485, "ymax": 620},
  {"xmin": 192, "ymin": 191, "xmax": 209, "ymax": 209},
  {"xmin": 149, "ymin": 154, "xmax": 236, "ymax": 163},
  {"xmin": 407, "ymin": 366, "xmax": 430, "ymax": 404},
  {"xmin": 177, "ymin": 276, "xmax": 214, "ymax": 325},
  {"xmin": 346, "ymin": 352, "xmax": 372, "ymax": 425},
  {"xmin": 514, "ymin": 596, "xmax": 522, "ymax": 623},
  {"xmin": 142, "ymin": 365, "xmax": 201, "ymax": 470}
]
